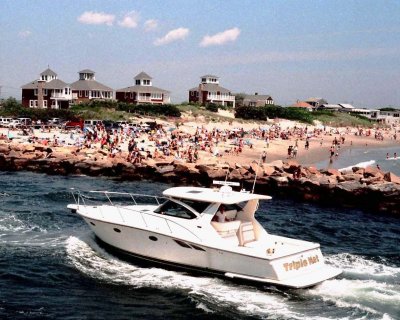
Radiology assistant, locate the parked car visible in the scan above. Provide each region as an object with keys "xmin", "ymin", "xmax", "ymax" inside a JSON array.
[
  {"xmin": 116, "ymin": 120, "xmax": 129, "ymax": 127},
  {"xmin": 63, "ymin": 119, "xmax": 84, "ymax": 130},
  {"xmin": 84, "ymin": 119, "xmax": 102, "ymax": 128},
  {"xmin": 48, "ymin": 118, "xmax": 61, "ymax": 125},
  {"xmin": 0, "ymin": 117, "xmax": 13, "ymax": 127},
  {"xmin": 103, "ymin": 120, "xmax": 119, "ymax": 131},
  {"xmin": 6, "ymin": 119, "xmax": 21, "ymax": 128},
  {"xmin": 18, "ymin": 117, "xmax": 32, "ymax": 126}
]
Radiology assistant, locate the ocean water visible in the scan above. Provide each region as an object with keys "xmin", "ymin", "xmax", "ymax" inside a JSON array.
[
  {"xmin": 0, "ymin": 172, "xmax": 399, "ymax": 320},
  {"xmin": 315, "ymin": 145, "xmax": 400, "ymax": 175}
]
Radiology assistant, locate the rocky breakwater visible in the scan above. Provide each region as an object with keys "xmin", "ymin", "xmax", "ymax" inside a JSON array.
[{"xmin": 1, "ymin": 142, "xmax": 399, "ymax": 215}]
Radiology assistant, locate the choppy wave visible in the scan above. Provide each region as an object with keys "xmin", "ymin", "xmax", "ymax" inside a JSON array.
[
  {"xmin": 0, "ymin": 212, "xmax": 48, "ymax": 234},
  {"xmin": 66, "ymin": 236, "xmax": 400, "ymax": 319},
  {"xmin": 326, "ymin": 253, "xmax": 400, "ymax": 280},
  {"xmin": 339, "ymin": 160, "xmax": 376, "ymax": 172}
]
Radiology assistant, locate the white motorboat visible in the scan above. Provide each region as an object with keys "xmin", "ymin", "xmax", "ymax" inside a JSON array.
[{"xmin": 68, "ymin": 183, "xmax": 341, "ymax": 288}]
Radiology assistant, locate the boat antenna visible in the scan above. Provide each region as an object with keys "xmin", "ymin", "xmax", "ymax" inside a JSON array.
[
  {"xmin": 224, "ymin": 168, "xmax": 229, "ymax": 183},
  {"xmin": 251, "ymin": 152, "xmax": 263, "ymax": 194}
]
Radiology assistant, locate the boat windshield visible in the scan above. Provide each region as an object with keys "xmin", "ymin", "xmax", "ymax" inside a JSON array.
[
  {"xmin": 175, "ymin": 198, "xmax": 212, "ymax": 214},
  {"xmin": 154, "ymin": 200, "xmax": 197, "ymax": 219}
]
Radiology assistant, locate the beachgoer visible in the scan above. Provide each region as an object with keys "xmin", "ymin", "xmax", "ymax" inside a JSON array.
[
  {"xmin": 213, "ymin": 205, "xmax": 230, "ymax": 223},
  {"xmin": 261, "ymin": 151, "xmax": 267, "ymax": 163}
]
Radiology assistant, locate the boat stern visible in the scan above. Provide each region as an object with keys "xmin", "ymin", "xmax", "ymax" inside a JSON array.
[{"xmin": 268, "ymin": 247, "xmax": 342, "ymax": 288}]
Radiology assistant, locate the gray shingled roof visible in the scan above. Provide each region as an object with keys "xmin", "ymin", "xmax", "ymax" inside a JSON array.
[
  {"xmin": 134, "ymin": 72, "xmax": 152, "ymax": 80},
  {"xmin": 40, "ymin": 68, "xmax": 57, "ymax": 76},
  {"xmin": 306, "ymin": 97, "xmax": 328, "ymax": 104},
  {"xmin": 21, "ymin": 79, "xmax": 69, "ymax": 90},
  {"xmin": 243, "ymin": 94, "xmax": 272, "ymax": 101},
  {"xmin": 79, "ymin": 69, "xmax": 95, "ymax": 74},
  {"xmin": 116, "ymin": 85, "xmax": 169, "ymax": 94},
  {"xmin": 189, "ymin": 83, "xmax": 232, "ymax": 93},
  {"xmin": 70, "ymin": 79, "xmax": 113, "ymax": 91}
]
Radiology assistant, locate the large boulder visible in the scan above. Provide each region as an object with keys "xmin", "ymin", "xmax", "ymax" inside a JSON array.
[
  {"xmin": 322, "ymin": 168, "xmax": 342, "ymax": 177},
  {"xmin": 341, "ymin": 173, "xmax": 363, "ymax": 182},
  {"xmin": 0, "ymin": 144, "xmax": 10, "ymax": 155},
  {"xmin": 22, "ymin": 145, "xmax": 36, "ymax": 153},
  {"xmin": 262, "ymin": 165, "xmax": 275, "ymax": 176},
  {"xmin": 267, "ymin": 160, "xmax": 284, "ymax": 170},
  {"xmin": 364, "ymin": 166, "xmax": 384, "ymax": 179},
  {"xmin": 283, "ymin": 160, "xmax": 300, "ymax": 173},
  {"xmin": 249, "ymin": 162, "xmax": 262, "ymax": 174},
  {"xmin": 384, "ymin": 172, "xmax": 400, "ymax": 184},
  {"xmin": 306, "ymin": 166, "xmax": 321, "ymax": 175}
]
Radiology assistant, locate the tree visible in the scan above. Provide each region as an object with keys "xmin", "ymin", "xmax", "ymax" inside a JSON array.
[{"xmin": 234, "ymin": 93, "xmax": 246, "ymax": 107}]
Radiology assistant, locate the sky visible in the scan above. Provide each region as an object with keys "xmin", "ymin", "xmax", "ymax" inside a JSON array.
[{"xmin": 1, "ymin": 0, "xmax": 399, "ymax": 108}]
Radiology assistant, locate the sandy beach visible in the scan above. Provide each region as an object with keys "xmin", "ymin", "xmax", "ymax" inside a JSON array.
[{"xmin": 1, "ymin": 117, "xmax": 399, "ymax": 172}]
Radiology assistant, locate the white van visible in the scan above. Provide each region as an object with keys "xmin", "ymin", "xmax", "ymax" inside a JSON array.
[
  {"xmin": 0, "ymin": 117, "xmax": 13, "ymax": 127},
  {"xmin": 18, "ymin": 118, "xmax": 32, "ymax": 126},
  {"xmin": 84, "ymin": 119, "xmax": 102, "ymax": 128},
  {"xmin": 6, "ymin": 119, "xmax": 21, "ymax": 128}
]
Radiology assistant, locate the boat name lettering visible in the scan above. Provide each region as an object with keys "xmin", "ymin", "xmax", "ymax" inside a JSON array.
[{"xmin": 283, "ymin": 255, "xmax": 319, "ymax": 271}]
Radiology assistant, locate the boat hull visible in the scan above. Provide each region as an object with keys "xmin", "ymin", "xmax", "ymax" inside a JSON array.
[{"xmin": 82, "ymin": 216, "xmax": 341, "ymax": 288}]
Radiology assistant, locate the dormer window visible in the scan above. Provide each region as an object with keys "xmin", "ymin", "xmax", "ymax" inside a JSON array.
[
  {"xmin": 143, "ymin": 79, "xmax": 151, "ymax": 85},
  {"xmin": 201, "ymin": 78, "xmax": 206, "ymax": 83},
  {"xmin": 136, "ymin": 80, "xmax": 141, "ymax": 85},
  {"xmin": 79, "ymin": 72, "xmax": 94, "ymax": 80}
]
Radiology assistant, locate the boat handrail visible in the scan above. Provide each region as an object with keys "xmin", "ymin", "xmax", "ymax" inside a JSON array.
[
  {"xmin": 88, "ymin": 190, "xmax": 166, "ymax": 205},
  {"xmin": 110, "ymin": 204, "xmax": 203, "ymax": 242},
  {"xmin": 70, "ymin": 189, "xmax": 202, "ymax": 242}
]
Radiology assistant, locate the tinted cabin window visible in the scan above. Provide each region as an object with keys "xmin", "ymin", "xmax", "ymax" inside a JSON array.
[
  {"xmin": 177, "ymin": 199, "xmax": 211, "ymax": 213},
  {"xmin": 154, "ymin": 200, "xmax": 196, "ymax": 219},
  {"xmin": 224, "ymin": 203, "xmax": 244, "ymax": 211}
]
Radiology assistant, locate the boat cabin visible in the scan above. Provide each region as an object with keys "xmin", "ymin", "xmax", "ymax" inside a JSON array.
[{"xmin": 163, "ymin": 186, "xmax": 271, "ymax": 247}]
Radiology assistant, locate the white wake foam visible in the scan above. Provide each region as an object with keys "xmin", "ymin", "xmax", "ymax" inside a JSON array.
[
  {"xmin": 0, "ymin": 212, "xmax": 47, "ymax": 234},
  {"xmin": 65, "ymin": 235, "xmax": 302, "ymax": 318},
  {"xmin": 326, "ymin": 253, "xmax": 400, "ymax": 280},
  {"xmin": 66, "ymin": 236, "xmax": 400, "ymax": 319},
  {"xmin": 339, "ymin": 160, "xmax": 376, "ymax": 172},
  {"xmin": 306, "ymin": 278, "xmax": 399, "ymax": 319}
]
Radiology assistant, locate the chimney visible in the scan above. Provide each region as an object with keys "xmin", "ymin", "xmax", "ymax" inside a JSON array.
[
  {"xmin": 198, "ymin": 83, "xmax": 204, "ymax": 104},
  {"xmin": 37, "ymin": 80, "xmax": 45, "ymax": 109}
]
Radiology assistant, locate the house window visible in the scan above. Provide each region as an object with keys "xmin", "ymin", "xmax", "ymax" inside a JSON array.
[
  {"xmin": 65, "ymin": 88, "xmax": 68, "ymax": 95},
  {"xmin": 151, "ymin": 93, "xmax": 162, "ymax": 99},
  {"xmin": 79, "ymin": 90, "xmax": 82, "ymax": 97},
  {"xmin": 143, "ymin": 79, "xmax": 150, "ymax": 85},
  {"xmin": 85, "ymin": 91, "xmax": 89, "ymax": 97},
  {"xmin": 29, "ymin": 100, "xmax": 38, "ymax": 108},
  {"xmin": 190, "ymin": 91, "xmax": 194, "ymax": 97},
  {"xmin": 136, "ymin": 80, "xmax": 141, "ymax": 85},
  {"xmin": 130, "ymin": 92, "xmax": 133, "ymax": 99},
  {"xmin": 34, "ymin": 89, "xmax": 38, "ymax": 96},
  {"xmin": 43, "ymin": 100, "xmax": 48, "ymax": 108},
  {"xmin": 43, "ymin": 89, "xmax": 48, "ymax": 96}
]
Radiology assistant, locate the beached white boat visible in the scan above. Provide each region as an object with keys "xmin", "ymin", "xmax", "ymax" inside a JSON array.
[{"xmin": 68, "ymin": 183, "xmax": 341, "ymax": 288}]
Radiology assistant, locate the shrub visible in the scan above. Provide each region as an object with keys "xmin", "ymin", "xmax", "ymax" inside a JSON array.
[
  {"xmin": 205, "ymin": 103, "xmax": 219, "ymax": 112},
  {"xmin": 235, "ymin": 105, "xmax": 313, "ymax": 123}
]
